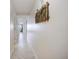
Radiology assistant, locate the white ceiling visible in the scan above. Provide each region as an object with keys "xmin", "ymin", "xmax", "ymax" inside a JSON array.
[{"xmin": 12, "ymin": 0, "xmax": 36, "ymax": 15}]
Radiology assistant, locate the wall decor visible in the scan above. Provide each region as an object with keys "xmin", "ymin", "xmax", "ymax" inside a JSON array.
[{"xmin": 35, "ymin": 2, "xmax": 49, "ymax": 23}]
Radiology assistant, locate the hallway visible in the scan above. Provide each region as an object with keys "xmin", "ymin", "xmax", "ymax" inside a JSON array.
[
  {"xmin": 11, "ymin": 23, "xmax": 51, "ymax": 59},
  {"xmin": 10, "ymin": 0, "xmax": 67, "ymax": 59},
  {"xmin": 11, "ymin": 21, "xmax": 67, "ymax": 59},
  {"xmin": 11, "ymin": 23, "xmax": 52, "ymax": 59},
  {"xmin": 11, "ymin": 32, "xmax": 36, "ymax": 59}
]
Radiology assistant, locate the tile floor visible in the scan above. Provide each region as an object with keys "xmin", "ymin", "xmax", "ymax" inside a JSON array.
[{"xmin": 11, "ymin": 32, "xmax": 35, "ymax": 59}]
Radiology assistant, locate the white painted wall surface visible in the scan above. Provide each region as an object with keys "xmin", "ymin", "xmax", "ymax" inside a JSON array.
[
  {"xmin": 27, "ymin": 0, "xmax": 68, "ymax": 59},
  {"xmin": 10, "ymin": 1, "xmax": 16, "ymax": 56}
]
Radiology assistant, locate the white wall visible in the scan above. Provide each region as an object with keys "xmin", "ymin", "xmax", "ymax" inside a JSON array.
[
  {"xmin": 28, "ymin": 0, "xmax": 68, "ymax": 59},
  {"xmin": 10, "ymin": 1, "xmax": 17, "ymax": 56}
]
